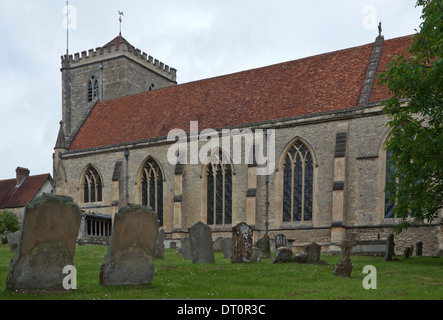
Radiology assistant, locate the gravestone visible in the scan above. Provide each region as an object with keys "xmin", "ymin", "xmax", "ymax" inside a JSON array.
[
  {"xmin": 251, "ymin": 247, "xmax": 262, "ymax": 262},
  {"xmin": 333, "ymin": 233, "xmax": 357, "ymax": 277},
  {"xmin": 6, "ymin": 194, "xmax": 82, "ymax": 290},
  {"xmin": 416, "ymin": 241, "xmax": 423, "ymax": 256},
  {"xmin": 188, "ymin": 221, "xmax": 215, "ymax": 264},
  {"xmin": 222, "ymin": 237, "xmax": 232, "ymax": 259},
  {"xmin": 274, "ymin": 234, "xmax": 288, "ymax": 249},
  {"xmin": 304, "ymin": 242, "xmax": 321, "ymax": 263},
  {"xmin": 231, "ymin": 222, "xmax": 253, "ymax": 263},
  {"xmin": 155, "ymin": 228, "xmax": 165, "ymax": 258},
  {"xmin": 255, "ymin": 235, "xmax": 271, "ymax": 259},
  {"xmin": 272, "ymin": 247, "xmax": 293, "ymax": 263},
  {"xmin": 213, "ymin": 236, "xmax": 224, "ymax": 252},
  {"xmin": 403, "ymin": 247, "xmax": 411, "ymax": 259},
  {"xmin": 384, "ymin": 234, "xmax": 395, "ymax": 261},
  {"xmin": 99, "ymin": 204, "xmax": 159, "ymax": 286},
  {"xmin": 169, "ymin": 241, "xmax": 177, "ymax": 249},
  {"xmin": 7, "ymin": 231, "xmax": 21, "ymax": 253},
  {"xmin": 181, "ymin": 237, "xmax": 193, "ymax": 260}
]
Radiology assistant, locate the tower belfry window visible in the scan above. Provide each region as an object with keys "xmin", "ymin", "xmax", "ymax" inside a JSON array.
[{"xmin": 88, "ymin": 76, "xmax": 99, "ymax": 102}]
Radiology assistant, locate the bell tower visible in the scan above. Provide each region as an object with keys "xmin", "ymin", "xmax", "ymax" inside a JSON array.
[{"xmin": 60, "ymin": 35, "xmax": 177, "ymax": 144}]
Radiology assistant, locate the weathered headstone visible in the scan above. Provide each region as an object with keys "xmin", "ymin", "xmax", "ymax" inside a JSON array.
[
  {"xmin": 99, "ymin": 204, "xmax": 159, "ymax": 286},
  {"xmin": 188, "ymin": 221, "xmax": 215, "ymax": 264},
  {"xmin": 304, "ymin": 242, "xmax": 321, "ymax": 263},
  {"xmin": 403, "ymin": 247, "xmax": 411, "ymax": 259},
  {"xmin": 255, "ymin": 235, "xmax": 271, "ymax": 259},
  {"xmin": 169, "ymin": 241, "xmax": 177, "ymax": 249},
  {"xmin": 274, "ymin": 234, "xmax": 288, "ymax": 249},
  {"xmin": 251, "ymin": 247, "xmax": 262, "ymax": 262},
  {"xmin": 416, "ymin": 241, "xmax": 423, "ymax": 256},
  {"xmin": 384, "ymin": 233, "xmax": 395, "ymax": 261},
  {"xmin": 213, "ymin": 236, "xmax": 224, "ymax": 252},
  {"xmin": 6, "ymin": 194, "xmax": 82, "ymax": 290},
  {"xmin": 222, "ymin": 237, "xmax": 232, "ymax": 259},
  {"xmin": 181, "ymin": 237, "xmax": 193, "ymax": 260},
  {"xmin": 232, "ymin": 222, "xmax": 253, "ymax": 263},
  {"xmin": 7, "ymin": 231, "xmax": 21, "ymax": 253},
  {"xmin": 333, "ymin": 233, "xmax": 357, "ymax": 277},
  {"xmin": 272, "ymin": 247, "xmax": 293, "ymax": 263},
  {"xmin": 155, "ymin": 228, "xmax": 165, "ymax": 259}
]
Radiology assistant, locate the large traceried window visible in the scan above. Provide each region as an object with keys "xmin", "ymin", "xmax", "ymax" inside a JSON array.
[
  {"xmin": 142, "ymin": 158, "xmax": 164, "ymax": 226},
  {"xmin": 283, "ymin": 141, "xmax": 313, "ymax": 223},
  {"xmin": 84, "ymin": 166, "xmax": 102, "ymax": 203},
  {"xmin": 384, "ymin": 149, "xmax": 396, "ymax": 218},
  {"xmin": 206, "ymin": 149, "xmax": 232, "ymax": 226}
]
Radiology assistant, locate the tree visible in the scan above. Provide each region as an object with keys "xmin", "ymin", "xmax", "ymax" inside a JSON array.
[
  {"xmin": 0, "ymin": 210, "xmax": 21, "ymax": 243},
  {"xmin": 377, "ymin": 0, "xmax": 443, "ymax": 232}
]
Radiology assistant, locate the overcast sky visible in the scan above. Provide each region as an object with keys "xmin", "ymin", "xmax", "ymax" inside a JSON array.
[{"xmin": 0, "ymin": 0, "xmax": 422, "ymax": 180}]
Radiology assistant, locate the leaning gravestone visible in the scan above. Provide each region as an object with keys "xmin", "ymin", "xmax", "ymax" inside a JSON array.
[
  {"xmin": 231, "ymin": 222, "xmax": 253, "ymax": 263},
  {"xmin": 155, "ymin": 228, "xmax": 165, "ymax": 259},
  {"xmin": 6, "ymin": 194, "xmax": 82, "ymax": 290},
  {"xmin": 384, "ymin": 233, "xmax": 395, "ymax": 261},
  {"xmin": 181, "ymin": 237, "xmax": 193, "ymax": 260},
  {"xmin": 272, "ymin": 247, "xmax": 293, "ymax": 263},
  {"xmin": 188, "ymin": 221, "xmax": 215, "ymax": 264},
  {"xmin": 222, "ymin": 237, "xmax": 232, "ymax": 259},
  {"xmin": 99, "ymin": 204, "xmax": 159, "ymax": 286},
  {"xmin": 255, "ymin": 235, "xmax": 271, "ymax": 259},
  {"xmin": 333, "ymin": 233, "xmax": 357, "ymax": 277}
]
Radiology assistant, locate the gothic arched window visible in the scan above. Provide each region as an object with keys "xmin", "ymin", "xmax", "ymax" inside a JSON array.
[
  {"xmin": 206, "ymin": 150, "xmax": 232, "ymax": 226},
  {"xmin": 142, "ymin": 158, "xmax": 164, "ymax": 226},
  {"xmin": 283, "ymin": 141, "xmax": 313, "ymax": 222},
  {"xmin": 88, "ymin": 76, "xmax": 99, "ymax": 102},
  {"xmin": 84, "ymin": 166, "xmax": 102, "ymax": 203},
  {"xmin": 384, "ymin": 149, "xmax": 396, "ymax": 218}
]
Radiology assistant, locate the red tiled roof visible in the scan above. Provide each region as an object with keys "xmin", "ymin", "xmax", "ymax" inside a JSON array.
[
  {"xmin": 369, "ymin": 35, "xmax": 414, "ymax": 102},
  {"xmin": 69, "ymin": 35, "xmax": 413, "ymax": 151},
  {"xmin": 0, "ymin": 174, "xmax": 52, "ymax": 209}
]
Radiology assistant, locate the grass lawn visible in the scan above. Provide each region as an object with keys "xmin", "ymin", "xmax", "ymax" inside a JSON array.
[{"xmin": 0, "ymin": 244, "xmax": 441, "ymax": 300}]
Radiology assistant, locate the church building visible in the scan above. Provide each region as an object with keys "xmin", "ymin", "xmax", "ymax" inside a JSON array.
[{"xmin": 53, "ymin": 31, "xmax": 442, "ymax": 255}]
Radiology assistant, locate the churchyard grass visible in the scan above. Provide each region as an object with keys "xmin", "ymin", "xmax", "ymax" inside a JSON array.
[{"xmin": 0, "ymin": 244, "xmax": 441, "ymax": 300}]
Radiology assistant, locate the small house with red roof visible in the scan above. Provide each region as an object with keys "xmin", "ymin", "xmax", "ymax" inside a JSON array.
[{"xmin": 0, "ymin": 167, "xmax": 53, "ymax": 222}]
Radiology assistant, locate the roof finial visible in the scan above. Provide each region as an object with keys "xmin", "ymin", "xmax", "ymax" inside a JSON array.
[
  {"xmin": 118, "ymin": 11, "xmax": 124, "ymax": 36},
  {"xmin": 378, "ymin": 22, "xmax": 382, "ymax": 37}
]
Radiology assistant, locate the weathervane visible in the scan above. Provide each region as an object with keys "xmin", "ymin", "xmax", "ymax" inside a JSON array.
[{"xmin": 118, "ymin": 11, "xmax": 124, "ymax": 36}]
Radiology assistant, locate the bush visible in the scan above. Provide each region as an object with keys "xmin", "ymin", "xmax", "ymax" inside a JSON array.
[{"xmin": 0, "ymin": 210, "xmax": 20, "ymax": 243}]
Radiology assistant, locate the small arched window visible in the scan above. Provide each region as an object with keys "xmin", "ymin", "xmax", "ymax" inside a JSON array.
[
  {"xmin": 84, "ymin": 166, "xmax": 102, "ymax": 203},
  {"xmin": 88, "ymin": 76, "xmax": 99, "ymax": 102},
  {"xmin": 206, "ymin": 149, "xmax": 232, "ymax": 226},
  {"xmin": 283, "ymin": 141, "xmax": 313, "ymax": 222},
  {"xmin": 141, "ymin": 158, "xmax": 164, "ymax": 226}
]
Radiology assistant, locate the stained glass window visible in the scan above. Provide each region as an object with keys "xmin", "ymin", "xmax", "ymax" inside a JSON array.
[
  {"xmin": 142, "ymin": 158, "xmax": 164, "ymax": 226},
  {"xmin": 84, "ymin": 166, "xmax": 102, "ymax": 203},
  {"xmin": 207, "ymin": 150, "xmax": 232, "ymax": 226},
  {"xmin": 282, "ymin": 141, "xmax": 313, "ymax": 222}
]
